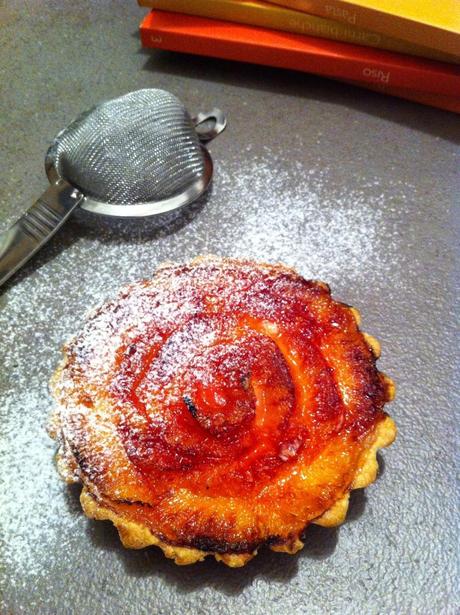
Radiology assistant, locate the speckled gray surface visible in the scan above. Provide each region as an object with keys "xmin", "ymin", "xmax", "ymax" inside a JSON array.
[{"xmin": 0, "ymin": 2, "xmax": 459, "ymax": 614}]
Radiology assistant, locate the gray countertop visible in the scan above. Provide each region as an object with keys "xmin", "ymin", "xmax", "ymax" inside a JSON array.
[{"xmin": 1, "ymin": 2, "xmax": 459, "ymax": 614}]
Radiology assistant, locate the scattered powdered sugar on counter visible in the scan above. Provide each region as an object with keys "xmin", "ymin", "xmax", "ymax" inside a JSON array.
[
  {"xmin": 0, "ymin": 389, "xmax": 80, "ymax": 582},
  {"xmin": 221, "ymin": 158, "xmax": 387, "ymax": 282},
  {"xmin": 0, "ymin": 145, "xmax": 413, "ymax": 332}
]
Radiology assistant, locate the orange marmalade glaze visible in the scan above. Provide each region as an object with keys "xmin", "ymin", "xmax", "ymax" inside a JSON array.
[{"xmin": 57, "ymin": 258, "xmax": 390, "ymax": 550}]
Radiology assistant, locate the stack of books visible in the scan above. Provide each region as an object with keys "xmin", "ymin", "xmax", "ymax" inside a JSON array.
[{"xmin": 139, "ymin": 0, "xmax": 460, "ymax": 113}]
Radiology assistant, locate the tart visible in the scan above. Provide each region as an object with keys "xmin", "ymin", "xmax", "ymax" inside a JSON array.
[{"xmin": 50, "ymin": 256, "xmax": 396, "ymax": 567}]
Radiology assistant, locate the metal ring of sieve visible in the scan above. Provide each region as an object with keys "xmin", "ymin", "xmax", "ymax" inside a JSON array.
[{"xmin": 44, "ymin": 89, "xmax": 222, "ymax": 217}]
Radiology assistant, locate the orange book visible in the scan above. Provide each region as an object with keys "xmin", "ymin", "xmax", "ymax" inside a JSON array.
[
  {"xmin": 268, "ymin": 0, "xmax": 460, "ymax": 56},
  {"xmin": 140, "ymin": 11, "xmax": 460, "ymax": 98}
]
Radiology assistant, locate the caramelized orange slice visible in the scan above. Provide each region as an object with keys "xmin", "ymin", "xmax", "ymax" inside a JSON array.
[{"xmin": 50, "ymin": 256, "xmax": 396, "ymax": 567}]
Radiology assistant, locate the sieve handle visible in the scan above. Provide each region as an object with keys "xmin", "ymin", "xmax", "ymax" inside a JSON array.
[{"xmin": 0, "ymin": 179, "xmax": 83, "ymax": 287}]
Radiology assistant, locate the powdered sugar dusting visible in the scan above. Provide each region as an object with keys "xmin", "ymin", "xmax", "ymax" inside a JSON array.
[
  {"xmin": 225, "ymin": 155, "xmax": 388, "ymax": 282},
  {"xmin": 0, "ymin": 388, "xmax": 80, "ymax": 580}
]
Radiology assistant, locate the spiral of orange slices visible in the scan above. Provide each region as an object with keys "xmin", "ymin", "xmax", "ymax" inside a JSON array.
[{"xmin": 51, "ymin": 257, "xmax": 396, "ymax": 567}]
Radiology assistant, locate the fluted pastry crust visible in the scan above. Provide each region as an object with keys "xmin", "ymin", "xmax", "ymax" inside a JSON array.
[{"xmin": 50, "ymin": 256, "xmax": 396, "ymax": 567}]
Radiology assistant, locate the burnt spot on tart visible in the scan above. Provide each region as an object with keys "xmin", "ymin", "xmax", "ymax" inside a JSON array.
[{"xmin": 50, "ymin": 256, "xmax": 396, "ymax": 566}]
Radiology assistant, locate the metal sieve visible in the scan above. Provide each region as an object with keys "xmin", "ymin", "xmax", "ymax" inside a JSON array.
[{"xmin": 0, "ymin": 89, "xmax": 226, "ymax": 286}]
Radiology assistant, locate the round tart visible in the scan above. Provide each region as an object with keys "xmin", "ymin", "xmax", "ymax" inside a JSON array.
[{"xmin": 50, "ymin": 256, "xmax": 396, "ymax": 567}]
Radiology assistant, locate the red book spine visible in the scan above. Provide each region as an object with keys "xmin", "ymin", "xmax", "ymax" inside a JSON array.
[{"xmin": 140, "ymin": 11, "xmax": 460, "ymax": 98}]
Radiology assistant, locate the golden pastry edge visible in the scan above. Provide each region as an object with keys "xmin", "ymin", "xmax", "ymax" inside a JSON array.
[{"xmin": 57, "ymin": 413, "xmax": 396, "ymax": 568}]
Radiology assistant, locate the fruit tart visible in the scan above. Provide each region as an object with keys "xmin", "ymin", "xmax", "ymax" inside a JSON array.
[{"xmin": 50, "ymin": 256, "xmax": 396, "ymax": 567}]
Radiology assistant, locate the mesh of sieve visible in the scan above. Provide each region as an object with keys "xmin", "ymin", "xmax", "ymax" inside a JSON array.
[{"xmin": 47, "ymin": 89, "xmax": 207, "ymax": 205}]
